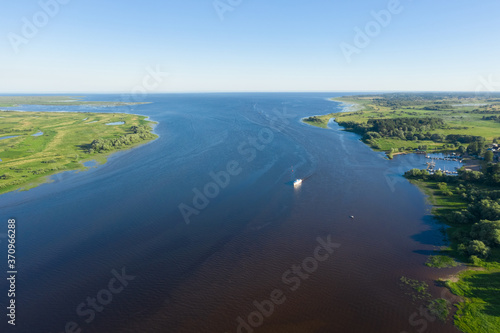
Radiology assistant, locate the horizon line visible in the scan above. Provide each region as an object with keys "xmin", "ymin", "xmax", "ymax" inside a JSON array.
[{"xmin": 0, "ymin": 90, "xmax": 498, "ymax": 95}]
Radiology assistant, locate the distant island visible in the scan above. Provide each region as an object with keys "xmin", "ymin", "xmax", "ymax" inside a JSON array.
[
  {"xmin": 303, "ymin": 92, "xmax": 500, "ymax": 333},
  {"xmin": 0, "ymin": 97, "xmax": 157, "ymax": 195},
  {"xmin": 0, "ymin": 95, "xmax": 149, "ymax": 107}
]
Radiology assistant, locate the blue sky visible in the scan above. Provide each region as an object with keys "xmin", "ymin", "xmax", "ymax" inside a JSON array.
[{"xmin": 1, "ymin": 0, "xmax": 499, "ymax": 93}]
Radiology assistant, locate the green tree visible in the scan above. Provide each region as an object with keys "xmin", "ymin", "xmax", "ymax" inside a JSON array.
[
  {"xmin": 467, "ymin": 142, "xmax": 479, "ymax": 155},
  {"xmin": 470, "ymin": 220, "xmax": 500, "ymax": 246},
  {"xmin": 449, "ymin": 210, "xmax": 473, "ymax": 224},
  {"xmin": 467, "ymin": 240, "xmax": 490, "ymax": 258},
  {"xmin": 484, "ymin": 150, "xmax": 494, "ymax": 162},
  {"xmin": 404, "ymin": 169, "xmax": 430, "ymax": 178},
  {"xmin": 470, "ymin": 199, "xmax": 500, "ymax": 221}
]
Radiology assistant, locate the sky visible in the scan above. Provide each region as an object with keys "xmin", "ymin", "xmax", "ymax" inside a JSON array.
[{"xmin": 1, "ymin": 0, "xmax": 499, "ymax": 93}]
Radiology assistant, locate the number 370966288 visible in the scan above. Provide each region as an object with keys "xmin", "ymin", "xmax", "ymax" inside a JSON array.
[{"xmin": 7, "ymin": 219, "xmax": 16, "ymax": 269}]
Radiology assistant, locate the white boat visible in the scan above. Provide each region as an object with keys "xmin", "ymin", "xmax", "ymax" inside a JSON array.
[{"xmin": 293, "ymin": 179, "xmax": 302, "ymax": 186}]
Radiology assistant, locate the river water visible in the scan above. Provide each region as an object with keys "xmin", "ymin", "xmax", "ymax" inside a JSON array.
[{"xmin": 0, "ymin": 93, "xmax": 461, "ymax": 333}]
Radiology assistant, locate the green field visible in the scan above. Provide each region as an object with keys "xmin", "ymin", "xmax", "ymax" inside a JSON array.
[{"xmin": 0, "ymin": 110, "xmax": 157, "ymax": 194}]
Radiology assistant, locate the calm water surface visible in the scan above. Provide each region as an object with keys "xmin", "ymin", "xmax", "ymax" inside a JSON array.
[{"xmin": 0, "ymin": 93, "xmax": 460, "ymax": 333}]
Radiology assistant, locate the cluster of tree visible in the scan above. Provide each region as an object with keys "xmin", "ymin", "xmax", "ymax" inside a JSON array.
[
  {"xmin": 404, "ymin": 166, "xmax": 500, "ymax": 260},
  {"xmin": 444, "ymin": 134, "xmax": 484, "ymax": 144},
  {"xmin": 466, "ymin": 141, "xmax": 486, "ymax": 156},
  {"xmin": 470, "ymin": 110, "xmax": 500, "ymax": 114},
  {"xmin": 335, "ymin": 121, "xmax": 370, "ymax": 135},
  {"xmin": 441, "ymin": 135, "xmax": 486, "ymax": 156},
  {"xmin": 0, "ymin": 128, "xmax": 34, "ymax": 133},
  {"xmin": 437, "ymin": 182, "xmax": 453, "ymax": 196},
  {"xmin": 422, "ymin": 103, "xmax": 453, "ymax": 111},
  {"xmin": 481, "ymin": 115, "xmax": 500, "ymax": 122},
  {"xmin": 454, "ymin": 214, "xmax": 500, "ymax": 260},
  {"xmin": 304, "ymin": 116, "xmax": 323, "ymax": 124},
  {"xmin": 372, "ymin": 97, "xmax": 424, "ymax": 109},
  {"xmin": 369, "ymin": 117, "xmax": 444, "ymax": 133},
  {"xmin": 337, "ymin": 117, "xmax": 445, "ymax": 144},
  {"xmin": 89, "ymin": 125, "xmax": 155, "ymax": 153},
  {"xmin": 406, "ymin": 163, "xmax": 500, "ymax": 185}
]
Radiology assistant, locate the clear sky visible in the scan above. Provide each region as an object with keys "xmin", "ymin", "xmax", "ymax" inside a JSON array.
[{"xmin": 1, "ymin": 0, "xmax": 499, "ymax": 93}]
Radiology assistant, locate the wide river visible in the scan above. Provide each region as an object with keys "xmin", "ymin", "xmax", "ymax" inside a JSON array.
[{"xmin": 0, "ymin": 93, "xmax": 461, "ymax": 333}]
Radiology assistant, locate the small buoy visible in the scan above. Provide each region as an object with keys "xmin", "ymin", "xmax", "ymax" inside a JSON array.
[{"xmin": 349, "ymin": 215, "xmax": 354, "ymax": 219}]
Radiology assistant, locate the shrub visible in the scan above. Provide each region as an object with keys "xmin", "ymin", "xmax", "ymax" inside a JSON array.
[
  {"xmin": 466, "ymin": 240, "xmax": 490, "ymax": 258},
  {"xmin": 448, "ymin": 209, "xmax": 474, "ymax": 224},
  {"xmin": 470, "ymin": 220, "xmax": 500, "ymax": 246},
  {"xmin": 427, "ymin": 299, "xmax": 450, "ymax": 322},
  {"xmin": 469, "ymin": 255, "xmax": 484, "ymax": 266}
]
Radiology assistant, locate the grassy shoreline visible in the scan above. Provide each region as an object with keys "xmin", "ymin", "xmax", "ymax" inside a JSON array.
[
  {"xmin": 303, "ymin": 93, "xmax": 500, "ymax": 332},
  {"xmin": 307, "ymin": 94, "xmax": 500, "ymax": 157},
  {"xmin": 409, "ymin": 179, "xmax": 500, "ymax": 333},
  {"xmin": 0, "ymin": 109, "xmax": 157, "ymax": 195},
  {"xmin": 301, "ymin": 97, "xmax": 362, "ymax": 129}
]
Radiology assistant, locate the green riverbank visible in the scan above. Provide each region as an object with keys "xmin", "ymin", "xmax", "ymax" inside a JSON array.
[
  {"xmin": 0, "ymin": 106, "xmax": 157, "ymax": 195},
  {"xmin": 408, "ymin": 176, "xmax": 500, "ymax": 333},
  {"xmin": 305, "ymin": 93, "xmax": 500, "ymax": 157},
  {"xmin": 303, "ymin": 93, "xmax": 500, "ymax": 332}
]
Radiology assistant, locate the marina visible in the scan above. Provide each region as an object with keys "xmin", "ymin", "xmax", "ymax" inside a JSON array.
[{"xmin": 424, "ymin": 153, "xmax": 464, "ymax": 175}]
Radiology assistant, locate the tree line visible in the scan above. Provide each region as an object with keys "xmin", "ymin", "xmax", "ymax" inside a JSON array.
[
  {"xmin": 337, "ymin": 117, "xmax": 445, "ymax": 143},
  {"xmin": 482, "ymin": 115, "xmax": 500, "ymax": 122}
]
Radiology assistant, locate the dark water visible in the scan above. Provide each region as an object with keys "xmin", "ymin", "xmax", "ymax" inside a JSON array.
[{"xmin": 0, "ymin": 93, "xmax": 461, "ymax": 333}]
